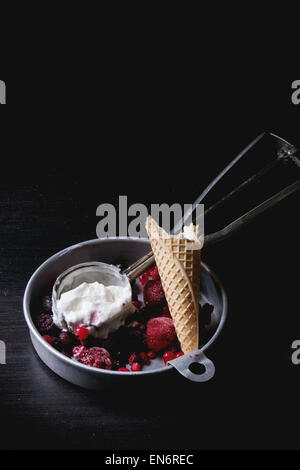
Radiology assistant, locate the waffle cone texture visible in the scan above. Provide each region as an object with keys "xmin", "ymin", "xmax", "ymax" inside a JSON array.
[{"xmin": 146, "ymin": 216, "xmax": 201, "ymax": 354}]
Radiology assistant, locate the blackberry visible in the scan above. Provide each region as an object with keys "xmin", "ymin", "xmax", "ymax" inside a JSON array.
[
  {"xmin": 58, "ymin": 331, "xmax": 74, "ymax": 347},
  {"xmin": 36, "ymin": 314, "xmax": 59, "ymax": 336},
  {"xmin": 102, "ymin": 335, "xmax": 118, "ymax": 355},
  {"xmin": 51, "ymin": 337, "xmax": 64, "ymax": 351},
  {"xmin": 125, "ymin": 321, "xmax": 147, "ymax": 351}
]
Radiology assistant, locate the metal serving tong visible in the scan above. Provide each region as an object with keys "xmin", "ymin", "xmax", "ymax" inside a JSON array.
[{"xmin": 124, "ymin": 132, "xmax": 300, "ymax": 281}]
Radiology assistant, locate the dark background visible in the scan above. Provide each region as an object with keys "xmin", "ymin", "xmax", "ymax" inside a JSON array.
[{"xmin": 0, "ymin": 69, "xmax": 299, "ymax": 451}]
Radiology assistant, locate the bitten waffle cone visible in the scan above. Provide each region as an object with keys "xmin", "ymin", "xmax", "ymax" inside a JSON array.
[{"xmin": 146, "ymin": 216, "xmax": 202, "ymax": 354}]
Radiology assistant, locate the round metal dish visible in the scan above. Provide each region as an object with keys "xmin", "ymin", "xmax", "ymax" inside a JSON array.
[{"xmin": 23, "ymin": 238, "xmax": 227, "ymax": 390}]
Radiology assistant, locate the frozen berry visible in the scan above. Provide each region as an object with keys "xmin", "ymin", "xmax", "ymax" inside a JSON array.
[
  {"xmin": 147, "ymin": 351, "xmax": 156, "ymax": 359},
  {"xmin": 146, "ymin": 317, "xmax": 176, "ymax": 352},
  {"xmin": 125, "ymin": 321, "xmax": 146, "ymax": 351},
  {"xmin": 75, "ymin": 325, "xmax": 89, "ymax": 340},
  {"xmin": 75, "ymin": 346, "xmax": 112, "ymax": 369},
  {"xmin": 59, "ymin": 331, "xmax": 73, "ymax": 346},
  {"xmin": 139, "ymin": 351, "xmax": 150, "ymax": 365},
  {"xmin": 143, "ymin": 280, "xmax": 165, "ymax": 306},
  {"xmin": 139, "ymin": 272, "xmax": 149, "ymax": 285},
  {"xmin": 72, "ymin": 345, "xmax": 86, "ymax": 358},
  {"xmin": 131, "ymin": 362, "xmax": 142, "ymax": 371},
  {"xmin": 163, "ymin": 351, "xmax": 176, "ymax": 364},
  {"xmin": 43, "ymin": 334, "xmax": 53, "ymax": 345},
  {"xmin": 118, "ymin": 367, "xmax": 130, "ymax": 372},
  {"xmin": 175, "ymin": 351, "xmax": 184, "ymax": 358},
  {"xmin": 128, "ymin": 352, "xmax": 139, "ymax": 365},
  {"xmin": 147, "ymin": 266, "xmax": 160, "ymax": 280},
  {"xmin": 51, "ymin": 337, "xmax": 64, "ymax": 351},
  {"xmin": 42, "ymin": 294, "xmax": 52, "ymax": 313},
  {"xmin": 36, "ymin": 313, "xmax": 59, "ymax": 335}
]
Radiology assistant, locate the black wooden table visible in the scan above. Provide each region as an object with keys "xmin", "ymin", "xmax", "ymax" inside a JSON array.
[
  {"xmin": 0, "ymin": 74, "xmax": 299, "ymax": 449},
  {"xmin": 1, "ymin": 153, "xmax": 299, "ymax": 450}
]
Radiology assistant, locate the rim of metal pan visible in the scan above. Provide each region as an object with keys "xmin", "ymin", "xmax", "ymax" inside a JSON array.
[{"xmin": 23, "ymin": 237, "xmax": 228, "ymax": 377}]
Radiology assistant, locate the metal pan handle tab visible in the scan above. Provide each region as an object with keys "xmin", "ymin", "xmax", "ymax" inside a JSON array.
[{"xmin": 168, "ymin": 351, "xmax": 215, "ymax": 383}]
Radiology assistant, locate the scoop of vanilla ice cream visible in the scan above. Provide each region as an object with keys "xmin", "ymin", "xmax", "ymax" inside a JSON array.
[
  {"xmin": 54, "ymin": 281, "xmax": 135, "ymax": 339},
  {"xmin": 182, "ymin": 223, "xmax": 203, "ymax": 247}
]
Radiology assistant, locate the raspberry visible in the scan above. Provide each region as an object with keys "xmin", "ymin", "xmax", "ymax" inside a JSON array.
[
  {"xmin": 72, "ymin": 345, "xmax": 86, "ymax": 358},
  {"xmin": 139, "ymin": 351, "xmax": 150, "ymax": 365},
  {"xmin": 43, "ymin": 334, "xmax": 53, "ymax": 345},
  {"xmin": 74, "ymin": 346, "xmax": 112, "ymax": 369},
  {"xmin": 163, "ymin": 351, "xmax": 176, "ymax": 364},
  {"xmin": 146, "ymin": 317, "xmax": 176, "ymax": 352},
  {"xmin": 75, "ymin": 325, "xmax": 89, "ymax": 340},
  {"xmin": 128, "ymin": 352, "xmax": 139, "ymax": 365},
  {"xmin": 42, "ymin": 294, "xmax": 53, "ymax": 313},
  {"xmin": 175, "ymin": 351, "xmax": 184, "ymax": 358},
  {"xmin": 36, "ymin": 313, "xmax": 58, "ymax": 335},
  {"xmin": 147, "ymin": 266, "xmax": 160, "ymax": 280},
  {"xmin": 59, "ymin": 331, "xmax": 73, "ymax": 346},
  {"xmin": 143, "ymin": 280, "xmax": 165, "ymax": 306},
  {"xmin": 118, "ymin": 367, "xmax": 129, "ymax": 372},
  {"xmin": 131, "ymin": 362, "xmax": 142, "ymax": 372}
]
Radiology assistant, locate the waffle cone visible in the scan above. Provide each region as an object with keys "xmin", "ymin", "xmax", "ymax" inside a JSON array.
[{"xmin": 146, "ymin": 216, "xmax": 201, "ymax": 354}]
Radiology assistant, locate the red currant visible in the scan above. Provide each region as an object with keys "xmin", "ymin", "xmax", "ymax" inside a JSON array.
[
  {"xmin": 139, "ymin": 352, "xmax": 150, "ymax": 365},
  {"xmin": 74, "ymin": 325, "xmax": 89, "ymax": 340},
  {"xmin": 163, "ymin": 351, "xmax": 176, "ymax": 364},
  {"xmin": 118, "ymin": 367, "xmax": 129, "ymax": 372},
  {"xmin": 43, "ymin": 334, "xmax": 53, "ymax": 345},
  {"xmin": 175, "ymin": 351, "xmax": 184, "ymax": 358},
  {"xmin": 131, "ymin": 362, "xmax": 142, "ymax": 372},
  {"xmin": 139, "ymin": 272, "xmax": 149, "ymax": 285}
]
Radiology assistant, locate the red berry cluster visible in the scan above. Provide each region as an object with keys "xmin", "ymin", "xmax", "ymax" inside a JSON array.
[{"xmin": 36, "ymin": 267, "xmax": 211, "ymax": 372}]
